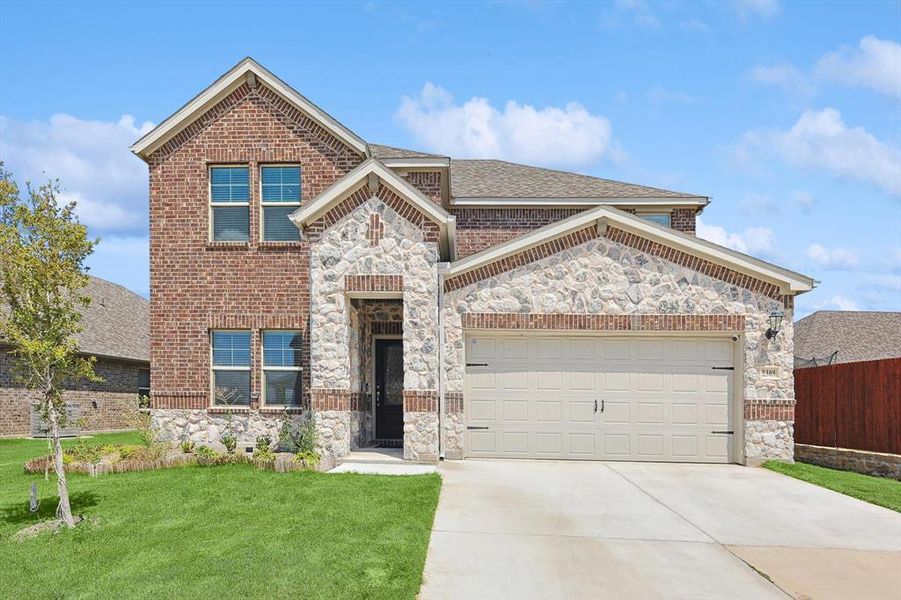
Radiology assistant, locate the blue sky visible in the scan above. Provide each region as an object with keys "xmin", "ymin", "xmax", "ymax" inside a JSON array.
[{"xmin": 1, "ymin": 0, "xmax": 899, "ymax": 318}]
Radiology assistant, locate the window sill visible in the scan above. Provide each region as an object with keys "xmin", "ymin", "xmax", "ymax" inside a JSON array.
[
  {"xmin": 258, "ymin": 406, "xmax": 306, "ymax": 414},
  {"xmin": 207, "ymin": 406, "xmax": 252, "ymax": 414},
  {"xmin": 206, "ymin": 241, "xmax": 250, "ymax": 251},
  {"xmin": 258, "ymin": 241, "xmax": 305, "ymax": 250}
]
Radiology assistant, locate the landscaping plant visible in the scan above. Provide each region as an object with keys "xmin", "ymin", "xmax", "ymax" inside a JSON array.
[{"xmin": 0, "ymin": 167, "xmax": 98, "ymax": 528}]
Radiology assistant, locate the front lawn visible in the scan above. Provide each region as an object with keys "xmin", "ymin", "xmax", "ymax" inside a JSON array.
[
  {"xmin": 763, "ymin": 460, "xmax": 901, "ymax": 512},
  {"xmin": 0, "ymin": 433, "xmax": 441, "ymax": 599}
]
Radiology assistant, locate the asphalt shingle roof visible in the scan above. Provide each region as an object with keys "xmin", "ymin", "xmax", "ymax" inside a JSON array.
[
  {"xmin": 369, "ymin": 144, "xmax": 448, "ymax": 160},
  {"xmin": 76, "ymin": 276, "xmax": 149, "ymax": 363},
  {"xmin": 450, "ymin": 159, "xmax": 705, "ymax": 199},
  {"xmin": 794, "ymin": 311, "xmax": 901, "ymax": 365}
]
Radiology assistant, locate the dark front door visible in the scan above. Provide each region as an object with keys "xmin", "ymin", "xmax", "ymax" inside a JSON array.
[{"xmin": 375, "ymin": 338, "xmax": 404, "ymax": 440}]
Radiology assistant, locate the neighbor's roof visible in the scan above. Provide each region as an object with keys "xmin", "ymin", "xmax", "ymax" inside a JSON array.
[
  {"xmin": 75, "ymin": 276, "xmax": 149, "ymax": 363},
  {"xmin": 794, "ymin": 311, "xmax": 901, "ymax": 365},
  {"xmin": 450, "ymin": 159, "xmax": 707, "ymax": 203}
]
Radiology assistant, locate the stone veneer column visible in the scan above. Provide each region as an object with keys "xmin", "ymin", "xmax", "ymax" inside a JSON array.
[{"xmin": 403, "ymin": 391, "xmax": 439, "ymax": 463}]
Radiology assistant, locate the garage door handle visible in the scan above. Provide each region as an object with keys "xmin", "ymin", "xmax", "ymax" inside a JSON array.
[
  {"xmin": 711, "ymin": 430, "xmax": 734, "ymax": 435},
  {"xmin": 467, "ymin": 426, "xmax": 489, "ymax": 430}
]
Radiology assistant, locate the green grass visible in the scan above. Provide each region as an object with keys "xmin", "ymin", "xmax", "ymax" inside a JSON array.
[
  {"xmin": 763, "ymin": 460, "xmax": 901, "ymax": 512},
  {"xmin": 0, "ymin": 433, "xmax": 441, "ymax": 599}
]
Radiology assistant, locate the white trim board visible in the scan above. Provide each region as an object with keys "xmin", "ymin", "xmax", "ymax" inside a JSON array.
[
  {"xmin": 131, "ymin": 57, "xmax": 369, "ymax": 160},
  {"xmin": 450, "ymin": 197, "xmax": 709, "ymax": 208}
]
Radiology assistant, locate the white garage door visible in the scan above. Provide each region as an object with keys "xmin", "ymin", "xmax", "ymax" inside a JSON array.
[{"xmin": 464, "ymin": 334, "xmax": 735, "ymax": 463}]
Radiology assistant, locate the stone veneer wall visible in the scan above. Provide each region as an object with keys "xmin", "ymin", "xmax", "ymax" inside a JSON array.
[
  {"xmin": 795, "ymin": 444, "xmax": 901, "ymax": 480},
  {"xmin": 442, "ymin": 234, "xmax": 795, "ymax": 462},
  {"xmin": 309, "ymin": 194, "xmax": 440, "ymax": 462},
  {"xmin": 152, "ymin": 409, "xmax": 308, "ymax": 449},
  {"xmin": 1, "ymin": 351, "xmax": 144, "ymax": 437}
]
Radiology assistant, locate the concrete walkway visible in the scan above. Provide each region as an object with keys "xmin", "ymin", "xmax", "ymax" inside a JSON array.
[{"xmin": 420, "ymin": 460, "xmax": 901, "ymax": 599}]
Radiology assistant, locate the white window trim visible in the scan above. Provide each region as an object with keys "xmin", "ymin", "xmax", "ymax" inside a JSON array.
[
  {"xmin": 209, "ymin": 165, "xmax": 251, "ymax": 243},
  {"xmin": 259, "ymin": 163, "xmax": 302, "ymax": 242},
  {"xmin": 261, "ymin": 330, "xmax": 303, "ymax": 407},
  {"xmin": 210, "ymin": 329, "xmax": 252, "ymax": 407}
]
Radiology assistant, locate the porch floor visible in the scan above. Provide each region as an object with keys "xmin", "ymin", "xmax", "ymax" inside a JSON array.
[
  {"xmin": 331, "ymin": 447, "xmax": 436, "ymax": 475},
  {"xmin": 341, "ymin": 447, "xmax": 405, "ymax": 464}
]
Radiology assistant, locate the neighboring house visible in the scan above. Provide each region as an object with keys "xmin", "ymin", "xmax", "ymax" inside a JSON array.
[
  {"xmin": 132, "ymin": 58, "xmax": 814, "ymax": 465},
  {"xmin": 0, "ymin": 276, "xmax": 150, "ymax": 437},
  {"xmin": 794, "ymin": 311, "xmax": 901, "ymax": 368}
]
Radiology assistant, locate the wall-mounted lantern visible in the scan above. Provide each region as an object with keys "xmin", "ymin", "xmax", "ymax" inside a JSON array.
[{"xmin": 765, "ymin": 310, "xmax": 785, "ymax": 340}]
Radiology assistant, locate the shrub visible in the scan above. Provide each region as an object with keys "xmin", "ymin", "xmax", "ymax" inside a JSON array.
[
  {"xmin": 255, "ymin": 435, "xmax": 272, "ymax": 452},
  {"xmin": 67, "ymin": 439, "xmax": 103, "ymax": 464},
  {"xmin": 180, "ymin": 439, "xmax": 195, "ymax": 454},
  {"xmin": 125, "ymin": 410, "xmax": 157, "ymax": 447},
  {"xmin": 295, "ymin": 450, "xmax": 320, "ymax": 471},
  {"xmin": 221, "ymin": 432, "xmax": 237, "ymax": 453},
  {"xmin": 118, "ymin": 445, "xmax": 141, "ymax": 461},
  {"xmin": 253, "ymin": 447, "xmax": 276, "ymax": 462},
  {"xmin": 194, "ymin": 445, "xmax": 217, "ymax": 459}
]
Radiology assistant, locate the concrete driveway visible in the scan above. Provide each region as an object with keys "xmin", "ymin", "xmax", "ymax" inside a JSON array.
[{"xmin": 420, "ymin": 460, "xmax": 901, "ymax": 599}]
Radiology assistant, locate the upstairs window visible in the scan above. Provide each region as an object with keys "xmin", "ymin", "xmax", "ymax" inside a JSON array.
[
  {"xmin": 261, "ymin": 165, "xmax": 301, "ymax": 241},
  {"xmin": 211, "ymin": 331, "xmax": 251, "ymax": 406},
  {"xmin": 210, "ymin": 166, "xmax": 250, "ymax": 241},
  {"xmin": 262, "ymin": 331, "xmax": 303, "ymax": 406},
  {"xmin": 642, "ymin": 213, "xmax": 671, "ymax": 227}
]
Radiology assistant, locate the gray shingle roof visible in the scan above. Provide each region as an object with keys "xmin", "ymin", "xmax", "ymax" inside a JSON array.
[
  {"xmin": 76, "ymin": 276, "xmax": 149, "ymax": 363},
  {"xmin": 794, "ymin": 311, "xmax": 901, "ymax": 365},
  {"xmin": 450, "ymin": 159, "xmax": 705, "ymax": 200},
  {"xmin": 369, "ymin": 144, "xmax": 448, "ymax": 160}
]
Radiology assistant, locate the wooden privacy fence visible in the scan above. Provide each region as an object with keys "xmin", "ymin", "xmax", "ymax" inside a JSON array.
[{"xmin": 794, "ymin": 357, "xmax": 901, "ymax": 455}]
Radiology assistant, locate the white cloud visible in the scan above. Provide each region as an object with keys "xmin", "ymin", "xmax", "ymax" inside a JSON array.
[
  {"xmin": 806, "ymin": 243, "xmax": 859, "ymax": 270},
  {"xmin": 0, "ymin": 114, "xmax": 154, "ymax": 233},
  {"xmin": 646, "ymin": 87, "xmax": 697, "ymax": 104},
  {"xmin": 815, "ymin": 36, "xmax": 901, "ymax": 98},
  {"xmin": 612, "ymin": 0, "xmax": 660, "ymax": 29},
  {"xmin": 736, "ymin": 108, "xmax": 901, "ymax": 196},
  {"xmin": 814, "ymin": 295, "xmax": 860, "ymax": 311},
  {"xmin": 696, "ymin": 217, "xmax": 775, "ymax": 256},
  {"xmin": 747, "ymin": 63, "xmax": 813, "ymax": 97},
  {"xmin": 738, "ymin": 193, "xmax": 777, "ymax": 215},
  {"xmin": 680, "ymin": 18, "xmax": 711, "ymax": 34},
  {"xmin": 864, "ymin": 274, "xmax": 901, "ymax": 292},
  {"xmin": 396, "ymin": 83, "xmax": 621, "ymax": 169},
  {"xmin": 733, "ymin": 0, "xmax": 780, "ymax": 19},
  {"xmin": 792, "ymin": 190, "xmax": 815, "ymax": 213}
]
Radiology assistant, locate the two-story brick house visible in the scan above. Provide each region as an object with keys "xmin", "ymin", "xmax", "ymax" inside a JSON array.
[{"xmin": 133, "ymin": 58, "xmax": 814, "ymax": 464}]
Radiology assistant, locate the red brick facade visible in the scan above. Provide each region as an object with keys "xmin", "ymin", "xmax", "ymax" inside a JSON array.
[
  {"xmin": 452, "ymin": 208, "xmax": 587, "ymax": 258},
  {"xmin": 147, "ymin": 82, "xmax": 363, "ymax": 410},
  {"xmin": 403, "ymin": 170, "xmax": 443, "ymax": 205},
  {"xmin": 452, "ymin": 207, "xmax": 698, "ymax": 258},
  {"xmin": 0, "ymin": 351, "xmax": 146, "ymax": 436}
]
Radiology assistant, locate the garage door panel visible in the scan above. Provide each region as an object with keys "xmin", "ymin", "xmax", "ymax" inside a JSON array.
[
  {"xmin": 672, "ymin": 403, "xmax": 699, "ymax": 425},
  {"xmin": 465, "ymin": 334, "xmax": 734, "ymax": 462}
]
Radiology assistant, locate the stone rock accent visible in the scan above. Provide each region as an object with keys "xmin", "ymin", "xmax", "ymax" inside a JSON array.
[
  {"xmin": 309, "ymin": 197, "xmax": 439, "ymax": 392},
  {"xmin": 314, "ymin": 410, "xmax": 351, "ymax": 458},
  {"xmin": 795, "ymin": 444, "xmax": 901, "ymax": 480},
  {"xmin": 744, "ymin": 420, "xmax": 794, "ymax": 464},
  {"xmin": 151, "ymin": 409, "xmax": 307, "ymax": 450},
  {"xmin": 443, "ymin": 236, "xmax": 796, "ymax": 462},
  {"xmin": 443, "ymin": 412, "xmax": 465, "ymax": 460},
  {"xmin": 404, "ymin": 411, "xmax": 439, "ymax": 463}
]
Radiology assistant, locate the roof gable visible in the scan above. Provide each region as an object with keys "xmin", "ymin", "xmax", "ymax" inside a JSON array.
[
  {"xmin": 444, "ymin": 205, "xmax": 814, "ymax": 296},
  {"xmin": 292, "ymin": 159, "xmax": 456, "ymax": 258},
  {"xmin": 132, "ymin": 57, "xmax": 369, "ymax": 160}
]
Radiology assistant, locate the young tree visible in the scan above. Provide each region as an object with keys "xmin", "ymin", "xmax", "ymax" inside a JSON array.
[{"xmin": 0, "ymin": 168, "xmax": 98, "ymax": 527}]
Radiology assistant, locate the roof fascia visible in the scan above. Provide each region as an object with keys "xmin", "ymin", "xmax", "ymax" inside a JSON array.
[
  {"xmin": 131, "ymin": 57, "xmax": 369, "ymax": 160},
  {"xmin": 450, "ymin": 197, "xmax": 709, "ymax": 207},
  {"xmin": 446, "ymin": 205, "xmax": 814, "ymax": 294}
]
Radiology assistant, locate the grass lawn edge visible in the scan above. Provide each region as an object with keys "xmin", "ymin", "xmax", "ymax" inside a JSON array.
[{"xmin": 762, "ymin": 460, "xmax": 901, "ymax": 513}]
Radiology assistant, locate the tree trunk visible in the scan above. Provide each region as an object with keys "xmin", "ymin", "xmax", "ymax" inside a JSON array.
[{"xmin": 47, "ymin": 399, "xmax": 76, "ymax": 527}]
